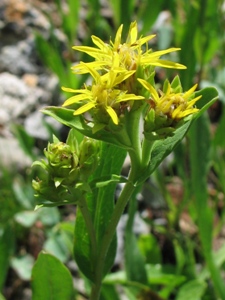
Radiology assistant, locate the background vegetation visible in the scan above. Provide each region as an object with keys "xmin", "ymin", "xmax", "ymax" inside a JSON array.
[{"xmin": 1, "ymin": 0, "xmax": 225, "ymax": 299}]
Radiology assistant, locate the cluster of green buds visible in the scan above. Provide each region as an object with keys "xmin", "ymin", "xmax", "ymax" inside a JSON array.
[{"xmin": 32, "ymin": 133, "xmax": 100, "ymax": 206}]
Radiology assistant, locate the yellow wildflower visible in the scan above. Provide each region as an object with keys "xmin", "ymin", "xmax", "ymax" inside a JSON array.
[
  {"xmin": 138, "ymin": 78, "xmax": 201, "ymax": 120},
  {"xmin": 72, "ymin": 21, "xmax": 186, "ymax": 74},
  {"xmin": 62, "ymin": 58, "xmax": 144, "ymax": 125}
]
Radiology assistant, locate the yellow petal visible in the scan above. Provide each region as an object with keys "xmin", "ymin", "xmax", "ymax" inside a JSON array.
[
  {"xmin": 91, "ymin": 35, "xmax": 107, "ymax": 50},
  {"xmin": 184, "ymin": 84, "xmax": 198, "ymax": 98},
  {"xmin": 72, "ymin": 61, "xmax": 107, "ymax": 74},
  {"xmin": 116, "ymin": 94, "xmax": 144, "ymax": 102},
  {"xmin": 114, "ymin": 24, "xmax": 123, "ymax": 49},
  {"xmin": 73, "ymin": 102, "xmax": 96, "ymax": 115},
  {"xmin": 138, "ymin": 79, "xmax": 159, "ymax": 100},
  {"xmin": 79, "ymin": 62, "xmax": 100, "ymax": 82},
  {"xmin": 105, "ymin": 106, "xmax": 119, "ymax": 124},
  {"xmin": 142, "ymin": 59, "xmax": 187, "ymax": 69},
  {"xmin": 72, "ymin": 46, "xmax": 110, "ymax": 59},
  {"xmin": 62, "ymin": 93, "xmax": 91, "ymax": 106},
  {"xmin": 137, "ymin": 35, "xmax": 156, "ymax": 47},
  {"xmin": 146, "ymin": 48, "xmax": 181, "ymax": 58},
  {"xmin": 128, "ymin": 21, "xmax": 138, "ymax": 44},
  {"xmin": 62, "ymin": 86, "xmax": 78, "ymax": 93},
  {"xmin": 186, "ymin": 95, "xmax": 202, "ymax": 108}
]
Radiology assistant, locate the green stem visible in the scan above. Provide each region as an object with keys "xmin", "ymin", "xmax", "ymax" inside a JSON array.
[{"xmin": 89, "ymin": 167, "xmax": 137, "ymax": 300}]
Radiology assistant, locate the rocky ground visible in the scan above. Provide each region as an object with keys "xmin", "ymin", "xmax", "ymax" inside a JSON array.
[{"xmin": 0, "ymin": 0, "xmax": 64, "ymax": 170}]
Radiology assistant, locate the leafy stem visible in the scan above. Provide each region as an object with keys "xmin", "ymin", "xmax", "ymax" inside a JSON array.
[{"xmin": 90, "ymin": 163, "xmax": 138, "ymax": 299}]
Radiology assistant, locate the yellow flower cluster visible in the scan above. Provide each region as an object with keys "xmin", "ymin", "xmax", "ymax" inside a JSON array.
[
  {"xmin": 62, "ymin": 21, "xmax": 199, "ymax": 128},
  {"xmin": 138, "ymin": 79, "xmax": 201, "ymax": 120}
]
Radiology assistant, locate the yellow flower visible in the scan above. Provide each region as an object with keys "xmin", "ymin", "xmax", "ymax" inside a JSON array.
[
  {"xmin": 138, "ymin": 78, "xmax": 201, "ymax": 120},
  {"xmin": 62, "ymin": 58, "xmax": 144, "ymax": 125},
  {"xmin": 72, "ymin": 21, "xmax": 186, "ymax": 74}
]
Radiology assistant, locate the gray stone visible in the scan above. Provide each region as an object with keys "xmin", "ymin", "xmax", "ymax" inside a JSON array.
[
  {"xmin": 24, "ymin": 110, "xmax": 62, "ymax": 140},
  {"xmin": 0, "ymin": 136, "xmax": 32, "ymax": 171},
  {"xmin": 0, "ymin": 72, "xmax": 51, "ymax": 127}
]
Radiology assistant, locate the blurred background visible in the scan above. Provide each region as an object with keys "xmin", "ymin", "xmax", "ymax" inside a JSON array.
[{"xmin": 0, "ymin": 0, "xmax": 225, "ymax": 299}]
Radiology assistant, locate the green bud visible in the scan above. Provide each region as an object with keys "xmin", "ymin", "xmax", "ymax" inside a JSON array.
[
  {"xmin": 144, "ymin": 108, "xmax": 155, "ymax": 132},
  {"xmin": 32, "ymin": 176, "xmax": 72, "ymax": 203},
  {"xmin": 79, "ymin": 137, "xmax": 100, "ymax": 178},
  {"xmin": 144, "ymin": 107, "xmax": 174, "ymax": 141},
  {"xmin": 44, "ymin": 141, "xmax": 79, "ymax": 184}
]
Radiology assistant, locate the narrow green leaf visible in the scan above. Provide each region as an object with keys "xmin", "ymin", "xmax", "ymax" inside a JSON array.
[
  {"xmin": 213, "ymin": 107, "xmax": 225, "ymax": 147},
  {"xmin": 32, "ymin": 251, "xmax": 74, "ymax": 300},
  {"xmin": 11, "ymin": 254, "xmax": 34, "ymax": 280},
  {"xmin": 138, "ymin": 119, "xmax": 192, "ymax": 184},
  {"xmin": 73, "ymin": 206, "xmax": 95, "ymax": 281},
  {"xmin": 189, "ymin": 103, "xmax": 225, "ymax": 298},
  {"xmin": 0, "ymin": 293, "xmax": 6, "ymax": 300},
  {"xmin": 176, "ymin": 280, "xmax": 207, "ymax": 300},
  {"xmin": 101, "ymin": 284, "xmax": 120, "ymax": 300},
  {"xmin": 42, "ymin": 107, "xmax": 132, "ymax": 149},
  {"xmin": 125, "ymin": 196, "xmax": 148, "ymax": 287},
  {"xmin": 138, "ymin": 0, "xmax": 165, "ymax": 35},
  {"xmin": 0, "ymin": 225, "xmax": 15, "ymax": 291},
  {"xmin": 138, "ymin": 234, "xmax": 161, "ymax": 264},
  {"xmin": 12, "ymin": 124, "xmax": 35, "ymax": 160}
]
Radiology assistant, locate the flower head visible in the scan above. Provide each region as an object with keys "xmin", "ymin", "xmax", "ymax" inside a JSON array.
[
  {"xmin": 137, "ymin": 78, "xmax": 202, "ymax": 140},
  {"xmin": 138, "ymin": 78, "xmax": 201, "ymax": 120},
  {"xmin": 62, "ymin": 21, "xmax": 188, "ymax": 129},
  {"xmin": 72, "ymin": 21, "xmax": 186, "ymax": 75},
  {"xmin": 62, "ymin": 56, "xmax": 144, "ymax": 125}
]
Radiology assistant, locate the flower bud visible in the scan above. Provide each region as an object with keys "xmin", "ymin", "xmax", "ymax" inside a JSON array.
[
  {"xmin": 32, "ymin": 176, "xmax": 72, "ymax": 203},
  {"xmin": 79, "ymin": 137, "xmax": 100, "ymax": 178},
  {"xmin": 44, "ymin": 141, "xmax": 80, "ymax": 185}
]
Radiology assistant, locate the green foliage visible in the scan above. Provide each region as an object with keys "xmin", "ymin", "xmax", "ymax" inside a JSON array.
[
  {"xmin": 32, "ymin": 252, "xmax": 75, "ymax": 300},
  {"xmin": 74, "ymin": 142, "xmax": 126, "ymax": 282}
]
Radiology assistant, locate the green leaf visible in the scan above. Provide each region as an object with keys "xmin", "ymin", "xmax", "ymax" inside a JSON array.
[
  {"xmin": 0, "ymin": 225, "xmax": 15, "ymax": 290},
  {"xmin": 138, "ymin": 0, "xmax": 165, "ymax": 35},
  {"xmin": 189, "ymin": 112, "xmax": 212, "ymax": 252},
  {"xmin": 189, "ymin": 96, "xmax": 225, "ymax": 297},
  {"xmin": 41, "ymin": 107, "xmax": 132, "ymax": 149},
  {"xmin": 125, "ymin": 196, "xmax": 148, "ymax": 287},
  {"xmin": 32, "ymin": 252, "xmax": 74, "ymax": 300},
  {"xmin": 0, "ymin": 293, "xmax": 6, "ymax": 300},
  {"xmin": 176, "ymin": 280, "xmax": 207, "ymax": 300},
  {"xmin": 138, "ymin": 119, "xmax": 192, "ymax": 184},
  {"xmin": 14, "ymin": 211, "xmax": 38, "ymax": 227},
  {"xmin": 213, "ymin": 106, "xmax": 225, "ymax": 147},
  {"xmin": 194, "ymin": 87, "xmax": 218, "ymax": 110},
  {"xmin": 11, "ymin": 254, "xmax": 34, "ymax": 280},
  {"xmin": 137, "ymin": 234, "xmax": 161, "ymax": 264},
  {"xmin": 100, "ymin": 284, "xmax": 120, "ymax": 300},
  {"xmin": 145, "ymin": 264, "xmax": 186, "ymax": 286},
  {"xmin": 12, "ymin": 124, "xmax": 35, "ymax": 160},
  {"xmin": 43, "ymin": 229, "xmax": 72, "ymax": 263},
  {"xmin": 74, "ymin": 142, "xmax": 126, "ymax": 282}
]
